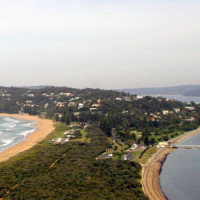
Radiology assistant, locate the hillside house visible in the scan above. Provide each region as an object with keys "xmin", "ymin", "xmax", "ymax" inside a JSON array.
[
  {"xmin": 162, "ymin": 110, "xmax": 169, "ymax": 115},
  {"xmin": 78, "ymin": 103, "xmax": 84, "ymax": 109},
  {"xmin": 174, "ymin": 108, "xmax": 181, "ymax": 113},
  {"xmin": 116, "ymin": 97, "xmax": 122, "ymax": 101},
  {"xmin": 185, "ymin": 106, "xmax": 195, "ymax": 111},
  {"xmin": 56, "ymin": 102, "xmax": 66, "ymax": 107},
  {"xmin": 27, "ymin": 94, "xmax": 34, "ymax": 97},
  {"xmin": 122, "ymin": 96, "xmax": 132, "ymax": 102},
  {"xmin": 68, "ymin": 102, "xmax": 77, "ymax": 107}
]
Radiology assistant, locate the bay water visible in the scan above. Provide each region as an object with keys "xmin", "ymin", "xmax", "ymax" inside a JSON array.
[
  {"xmin": 160, "ymin": 132, "xmax": 200, "ymax": 200},
  {"xmin": 0, "ymin": 116, "xmax": 36, "ymax": 152},
  {"xmin": 152, "ymin": 95, "xmax": 200, "ymax": 104}
]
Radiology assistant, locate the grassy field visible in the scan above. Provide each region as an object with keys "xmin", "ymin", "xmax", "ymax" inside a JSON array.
[
  {"xmin": 72, "ymin": 129, "xmax": 91, "ymax": 143},
  {"xmin": 45, "ymin": 122, "xmax": 69, "ymax": 141},
  {"xmin": 133, "ymin": 147, "xmax": 158, "ymax": 164}
]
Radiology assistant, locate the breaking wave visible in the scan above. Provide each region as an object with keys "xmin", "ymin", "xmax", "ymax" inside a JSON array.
[{"xmin": 0, "ymin": 117, "xmax": 36, "ymax": 152}]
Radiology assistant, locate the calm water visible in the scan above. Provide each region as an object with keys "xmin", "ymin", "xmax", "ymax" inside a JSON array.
[
  {"xmin": 160, "ymin": 133, "xmax": 200, "ymax": 200},
  {"xmin": 152, "ymin": 95, "xmax": 200, "ymax": 104},
  {"xmin": 0, "ymin": 116, "xmax": 36, "ymax": 152}
]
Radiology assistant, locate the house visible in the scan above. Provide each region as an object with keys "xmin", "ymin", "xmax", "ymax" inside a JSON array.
[
  {"xmin": 64, "ymin": 131, "xmax": 70, "ymax": 135},
  {"xmin": 56, "ymin": 102, "xmax": 66, "ymax": 107},
  {"xmin": 68, "ymin": 102, "xmax": 77, "ymax": 107},
  {"xmin": 158, "ymin": 142, "xmax": 168, "ymax": 148},
  {"xmin": 26, "ymin": 100, "xmax": 33, "ymax": 105},
  {"xmin": 74, "ymin": 112, "xmax": 80, "ymax": 117},
  {"xmin": 69, "ymin": 97, "xmax": 80, "ymax": 101},
  {"xmin": 186, "ymin": 117, "xmax": 195, "ymax": 122},
  {"xmin": 122, "ymin": 110, "xmax": 129, "ymax": 114},
  {"xmin": 115, "ymin": 97, "xmax": 122, "ymax": 101},
  {"xmin": 90, "ymin": 107, "xmax": 97, "ymax": 112},
  {"xmin": 56, "ymin": 138, "xmax": 62, "ymax": 143},
  {"xmin": 136, "ymin": 95, "xmax": 144, "ymax": 99},
  {"xmin": 157, "ymin": 97, "xmax": 163, "ymax": 102},
  {"xmin": 27, "ymin": 94, "xmax": 34, "ymax": 97},
  {"xmin": 61, "ymin": 93, "xmax": 73, "ymax": 97},
  {"xmin": 97, "ymin": 99, "xmax": 103, "ymax": 104},
  {"xmin": 185, "ymin": 106, "xmax": 195, "ymax": 111},
  {"xmin": 64, "ymin": 138, "xmax": 69, "ymax": 143},
  {"xmin": 151, "ymin": 117, "xmax": 156, "ymax": 121},
  {"xmin": 122, "ymin": 96, "xmax": 132, "ymax": 102},
  {"xmin": 107, "ymin": 154, "xmax": 113, "ymax": 158},
  {"xmin": 162, "ymin": 110, "xmax": 169, "ymax": 115},
  {"xmin": 78, "ymin": 103, "xmax": 84, "ymax": 109},
  {"xmin": 123, "ymin": 155, "xmax": 128, "ymax": 160},
  {"xmin": 92, "ymin": 103, "xmax": 101, "ymax": 107},
  {"xmin": 59, "ymin": 92, "xmax": 73, "ymax": 97},
  {"xmin": 174, "ymin": 108, "xmax": 180, "ymax": 113}
]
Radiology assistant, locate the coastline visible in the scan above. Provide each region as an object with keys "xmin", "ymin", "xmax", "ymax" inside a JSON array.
[
  {"xmin": 141, "ymin": 127, "xmax": 200, "ymax": 200},
  {"xmin": 0, "ymin": 113, "xmax": 54, "ymax": 163}
]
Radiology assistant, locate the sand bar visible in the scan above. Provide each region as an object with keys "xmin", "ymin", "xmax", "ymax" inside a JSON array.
[
  {"xmin": 142, "ymin": 127, "xmax": 200, "ymax": 200},
  {"xmin": 0, "ymin": 113, "xmax": 54, "ymax": 163}
]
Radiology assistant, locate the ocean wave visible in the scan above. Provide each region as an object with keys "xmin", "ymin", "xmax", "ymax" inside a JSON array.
[
  {"xmin": 0, "ymin": 122, "xmax": 13, "ymax": 127},
  {"xmin": 0, "ymin": 139, "xmax": 14, "ymax": 146},
  {"xmin": 0, "ymin": 118, "xmax": 36, "ymax": 152},
  {"xmin": 18, "ymin": 128, "xmax": 36, "ymax": 137},
  {"xmin": 6, "ymin": 123, "xmax": 17, "ymax": 130},
  {"xmin": 21, "ymin": 122, "xmax": 35, "ymax": 127},
  {"xmin": 3, "ymin": 117, "xmax": 20, "ymax": 124}
]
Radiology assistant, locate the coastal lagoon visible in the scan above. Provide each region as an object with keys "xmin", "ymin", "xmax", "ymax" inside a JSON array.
[
  {"xmin": 0, "ymin": 116, "xmax": 36, "ymax": 152},
  {"xmin": 160, "ymin": 132, "xmax": 200, "ymax": 200}
]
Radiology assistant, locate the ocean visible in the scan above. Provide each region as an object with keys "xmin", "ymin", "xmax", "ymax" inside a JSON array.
[
  {"xmin": 160, "ymin": 132, "xmax": 200, "ymax": 200},
  {"xmin": 0, "ymin": 116, "xmax": 36, "ymax": 152}
]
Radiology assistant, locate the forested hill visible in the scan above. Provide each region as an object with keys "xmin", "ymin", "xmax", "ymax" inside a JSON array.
[
  {"xmin": 0, "ymin": 86, "xmax": 200, "ymax": 199},
  {"xmin": 120, "ymin": 85, "xmax": 200, "ymax": 96},
  {"xmin": 0, "ymin": 86, "xmax": 200, "ymax": 145}
]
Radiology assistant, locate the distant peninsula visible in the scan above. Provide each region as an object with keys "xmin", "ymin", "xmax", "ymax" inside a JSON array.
[{"xmin": 119, "ymin": 85, "xmax": 200, "ymax": 96}]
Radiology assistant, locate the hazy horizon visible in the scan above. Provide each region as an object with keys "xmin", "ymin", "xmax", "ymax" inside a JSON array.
[
  {"xmin": 2, "ymin": 83, "xmax": 198, "ymax": 91},
  {"xmin": 1, "ymin": 0, "xmax": 200, "ymax": 89}
]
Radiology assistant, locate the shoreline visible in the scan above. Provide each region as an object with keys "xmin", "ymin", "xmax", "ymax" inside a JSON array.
[
  {"xmin": 141, "ymin": 127, "xmax": 200, "ymax": 200},
  {"xmin": 0, "ymin": 113, "xmax": 54, "ymax": 163}
]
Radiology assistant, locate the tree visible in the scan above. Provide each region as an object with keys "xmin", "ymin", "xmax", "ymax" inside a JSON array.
[
  {"xmin": 144, "ymin": 136, "xmax": 149, "ymax": 146},
  {"xmin": 100, "ymin": 116, "xmax": 113, "ymax": 137},
  {"xmin": 65, "ymin": 113, "xmax": 71, "ymax": 125}
]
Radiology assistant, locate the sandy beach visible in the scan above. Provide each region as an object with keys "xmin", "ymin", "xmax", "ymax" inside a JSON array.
[
  {"xmin": 142, "ymin": 127, "xmax": 200, "ymax": 200},
  {"xmin": 0, "ymin": 113, "xmax": 54, "ymax": 163}
]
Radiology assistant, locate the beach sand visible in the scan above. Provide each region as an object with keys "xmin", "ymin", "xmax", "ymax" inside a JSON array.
[
  {"xmin": 0, "ymin": 113, "xmax": 54, "ymax": 163},
  {"xmin": 142, "ymin": 127, "xmax": 200, "ymax": 200}
]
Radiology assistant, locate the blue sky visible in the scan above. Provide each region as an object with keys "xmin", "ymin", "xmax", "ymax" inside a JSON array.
[{"xmin": 0, "ymin": 0, "xmax": 199, "ymax": 89}]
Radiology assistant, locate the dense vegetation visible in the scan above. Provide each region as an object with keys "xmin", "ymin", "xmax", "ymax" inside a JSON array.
[
  {"xmin": 1, "ymin": 86, "xmax": 200, "ymax": 146},
  {"xmin": 0, "ymin": 124, "xmax": 148, "ymax": 200},
  {"xmin": 1, "ymin": 86, "xmax": 200, "ymax": 199}
]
